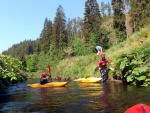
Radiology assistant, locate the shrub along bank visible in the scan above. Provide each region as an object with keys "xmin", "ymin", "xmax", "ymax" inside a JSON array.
[
  {"xmin": 0, "ymin": 54, "xmax": 27, "ymax": 89},
  {"xmin": 54, "ymin": 26, "xmax": 150, "ymax": 86}
]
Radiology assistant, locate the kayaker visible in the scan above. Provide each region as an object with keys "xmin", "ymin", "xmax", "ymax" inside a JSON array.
[
  {"xmin": 95, "ymin": 46, "xmax": 103, "ymax": 56},
  {"xmin": 94, "ymin": 55, "xmax": 111, "ymax": 83},
  {"xmin": 40, "ymin": 72, "xmax": 48, "ymax": 85}
]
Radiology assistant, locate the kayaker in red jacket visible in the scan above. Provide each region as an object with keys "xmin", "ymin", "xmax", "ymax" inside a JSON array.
[
  {"xmin": 94, "ymin": 55, "xmax": 111, "ymax": 83},
  {"xmin": 40, "ymin": 72, "xmax": 48, "ymax": 85}
]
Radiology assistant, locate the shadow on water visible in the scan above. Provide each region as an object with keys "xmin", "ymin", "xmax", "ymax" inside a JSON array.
[{"xmin": 1, "ymin": 79, "xmax": 150, "ymax": 113}]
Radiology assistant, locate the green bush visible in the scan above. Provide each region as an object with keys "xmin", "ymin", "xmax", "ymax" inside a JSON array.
[
  {"xmin": 0, "ymin": 54, "xmax": 27, "ymax": 88},
  {"xmin": 115, "ymin": 42, "xmax": 150, "ymax": 86}
]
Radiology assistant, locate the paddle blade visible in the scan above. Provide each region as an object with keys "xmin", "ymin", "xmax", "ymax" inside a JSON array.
[{"xmin": 47, "ymin": 64, "xmax": 51, "ymax": 72}]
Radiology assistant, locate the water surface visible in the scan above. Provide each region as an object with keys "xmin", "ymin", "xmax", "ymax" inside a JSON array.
[{"xmin": 0, "ymin": 79, "xmax": 150, "ymax": 113}]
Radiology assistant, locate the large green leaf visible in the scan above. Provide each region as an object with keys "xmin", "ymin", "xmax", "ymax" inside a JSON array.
[
  {"xmin": 120, "ymin": 57, "xmax": 128, "ymax": 70},
  {"xmin": 131, "ymin": 59, "xmax": 143, "ymax": 66},
  {"xmin": 132, "ymin": 68, "xmax": 140, "ymax": 75},
  {"xmin": 127, "ymin": 76, "xmax": 133, "ymax": 82},
  {"xmin": 135, "ymin": 75, "xmax": 146, "ymax": 81},
  {"xmin": 138, "ymin": 66, "xmax": 149, "ymax": 73},
  {"xmin": 132, "ymin": 66, "xmax": 149, "ymax": 76}
]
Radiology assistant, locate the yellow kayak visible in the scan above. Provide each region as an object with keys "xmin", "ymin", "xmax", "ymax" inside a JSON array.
[
  {"xmin": 27, "ymin": 82, "xmax": 68, "ymax": 88},
  {"xmin": 78, "ymin": 77, "xmax": 102, "ymax": 83}
]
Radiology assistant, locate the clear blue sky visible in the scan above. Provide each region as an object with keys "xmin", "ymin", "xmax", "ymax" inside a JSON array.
[{"xmin": 0, "ymin": 0, "xmax": 110, "ymax": 54}]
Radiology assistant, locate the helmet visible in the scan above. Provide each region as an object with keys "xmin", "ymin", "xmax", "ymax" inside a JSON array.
[{"xmin": 42, "ymin": 72, "xmax": 46, "ymax": 77}]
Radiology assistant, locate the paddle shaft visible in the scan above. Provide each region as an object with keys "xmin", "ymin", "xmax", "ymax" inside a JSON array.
[
  {"xmin": 47, "ymin": 65, "xmax": 52, "ymax": 82},
  {"xmin": 48, "ymin": 71, "xmax": 52, "ymax": 82}
]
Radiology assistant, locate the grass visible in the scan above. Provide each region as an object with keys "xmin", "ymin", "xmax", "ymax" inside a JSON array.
[
  {"xmin": 30, "ymin": 25, "xmax": 150, "ymax": 80},
  {"xmin": 52, "ymin": 25, "xmax": 150, "ymax": 80}
]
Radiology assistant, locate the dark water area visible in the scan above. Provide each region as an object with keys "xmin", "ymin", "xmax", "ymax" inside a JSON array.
[{"xmin": 0, "ymin": 79, "xmax": 150, "ymax": 113}]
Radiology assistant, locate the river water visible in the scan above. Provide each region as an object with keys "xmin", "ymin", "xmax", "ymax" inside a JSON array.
[{"xmin": 0, "ymin": 79, "xmax": 150, "ymax": 113}]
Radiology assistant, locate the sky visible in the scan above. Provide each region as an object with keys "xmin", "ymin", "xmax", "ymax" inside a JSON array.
[{"xmin": 0, "ymin": 0, "xmax": 110, "ymax": 54}]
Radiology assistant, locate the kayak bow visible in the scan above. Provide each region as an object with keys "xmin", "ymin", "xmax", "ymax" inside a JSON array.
[{"xmin": 124, "ymin": 104, "xmax": 150, "ymax": 113}]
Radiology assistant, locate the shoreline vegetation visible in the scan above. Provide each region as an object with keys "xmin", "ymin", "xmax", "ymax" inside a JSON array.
[
  {"xmin": 1, "ymin": 26, "xmax": 150, "ymax": 89},
  {"xmin": 27, "ymin": 26, "xmax": 150, "ymax": 85}
]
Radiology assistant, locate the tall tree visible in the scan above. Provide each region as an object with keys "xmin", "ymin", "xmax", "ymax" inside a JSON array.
[
  {"xmin": 66, "ymin": 18, "xmax": 73, "ymax": 45},
  {"xmin": 83, "ymin": 0, "xmax": 101, "ymax": 44},
  {"xmin": 112, "ymin": 0, "xmax": 126, "ymax": 42},
  {"xmin": 71, "ymin": 17, "xmax": 83, "ymax": 39},
  {"xmin": 52, "ymin": 5, "xmax": 67, "ymax": 59},
  {"xmin": 76, "ymin": 17, "xmax": 84, "ymax": 39},
  {"xmin": 123, "ymin": 0, "xmax": 130, "ymax": 38},
  {"xmin": 129, "ymin": 0, "xmax": 150, "ymax": 32},
  {"xmin": 40, "ymin": 18, "xmax": 53, "ymax": 53}
]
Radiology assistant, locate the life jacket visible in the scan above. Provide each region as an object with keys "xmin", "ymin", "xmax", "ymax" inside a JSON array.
[
  {"xmin": 40, "ymin": 76, "xmax": 48, "ymax": 85},
  {"xmin": 98, "ymin": 59, "xmax": 110, "ymax": 70}
]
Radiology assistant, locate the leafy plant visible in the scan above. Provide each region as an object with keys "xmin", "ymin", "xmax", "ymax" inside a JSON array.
[
  {"xmin": 0, "ymin": 54, "xmax": 27, "ymax": 88},
  {"xmin": 115, "ymin": 42, "xmax": 150, "ymax": 86}
]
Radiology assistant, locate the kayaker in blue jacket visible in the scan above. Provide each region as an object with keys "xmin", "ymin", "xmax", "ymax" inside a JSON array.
[
  {"xmin": 40, "ymin": 72, "xmax": 48, "ymax": 85},
  {"xmin": 95, "ymin": 46, "xmax": 103, "ymax": 56}
]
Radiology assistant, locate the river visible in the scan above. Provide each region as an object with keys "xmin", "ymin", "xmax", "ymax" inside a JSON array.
[{"xmin": 0, "ymin": 79, "xmax": 150, "ymax": 113}]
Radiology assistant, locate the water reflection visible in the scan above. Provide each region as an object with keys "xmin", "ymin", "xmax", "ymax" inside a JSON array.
[{"xmin": 1, "ymin": 80, "xmax": 150, "ymax": 112}]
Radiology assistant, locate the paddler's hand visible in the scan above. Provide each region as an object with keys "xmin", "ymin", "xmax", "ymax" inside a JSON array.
[{"xmin": 94, "ymin": 67, "xmax": 99, "ymax": 74}]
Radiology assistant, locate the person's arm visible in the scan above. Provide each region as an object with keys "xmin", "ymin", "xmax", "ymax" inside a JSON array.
[
  {"xmin": 94, "ymin": 60, "xmax": 101, "ymax": 74},
  {"xmin": 41, "ymin": 77, "xmax": 48, "ymax": 81},
  {"xmin": 97, "ymin": 50, "xmax": 102, "ymax": 55},
  {"xmin": 106, "ymin": 59, "xmax": 111, "ymax": 64},
  {"xmin": 97, "ymin": 60, "xmax": 102, "ymax": 70}
]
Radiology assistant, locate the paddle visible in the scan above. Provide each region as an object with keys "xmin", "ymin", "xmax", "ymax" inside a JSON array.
[{"xmin": 47, "ymin": 64, "xmax": 52, "ymax": 82}]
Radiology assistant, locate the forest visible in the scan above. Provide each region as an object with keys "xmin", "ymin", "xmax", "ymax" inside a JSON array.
[{"xmin": 0, "ymin": 0, "xmax": 150, "ymax": 88}]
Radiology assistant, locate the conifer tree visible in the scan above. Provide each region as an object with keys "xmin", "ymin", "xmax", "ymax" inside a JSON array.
[
  {"xmin": 66, "ymin": 18, "xmax": 73, "ymax": 45},
  {"xmin": 112, "ymin": 0, "xmax": 126, "ymax": 42},
  {"xmin": 129, "ymin": 0, "xmax": 150, "ymax": 31},
  {"xmin": 36, "ymin": 39, "xmax": 41, "ymax": 54},
  {"xmin": 40, "ymin": 18, "xmax": 53, "ymax": 53},
  {"xmin": 83, "ymin": 0, "xmax": 101, "ymax": 44},
  {"xmin": 52, "ymin": 5, "xmax": 67, "ymax": 59}
]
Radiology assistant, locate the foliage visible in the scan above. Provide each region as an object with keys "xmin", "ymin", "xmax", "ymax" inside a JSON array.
[
  {"xmin": 111, "ymin": 0, "xmax": 126, "ymax": 42},
  {"xmin": 115, "ymin": 43, "xmax": 150, "ymax": 86},
  {"xmin": 2, "ymin": 39, "xmax": 37, "ymax": 58},
  {"xmin": 129, "ymin": 0, "xmax": 150, "ymax": 32},
  {"xmin": 100, "ymin": 28, "xmax": 111, "ymax": 49},
  {"xmin": 70, "ymin": 37, "xmax": 86, "ymax": 56},
  {"xmin": 39, "ymin": 18, "xmax": 53, "ymax": 53},
  {"xmin": 83, "ymin": 0, "xmax": 101, "ymax": 44},
  {"xmin": 54, "ymin": 55, "xmax": 98, "ymax": 79},
  {"xmin": 0, "ymin": 54, "xmax": 27, "ymax": 88},
  {"xmin": 52, "ymin": 5, "xmax": 67, "ymax": 60},
  {"xmin": 88, "ymin": 33, "xmax": 99, "ymax": 53},
  {"xmin": 25, "ymin": 54, "xmax": 38, "ymax": 72},
  {"xmin": 36, "ymin": 52, "xmax": 51, "ymax": 72}
]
